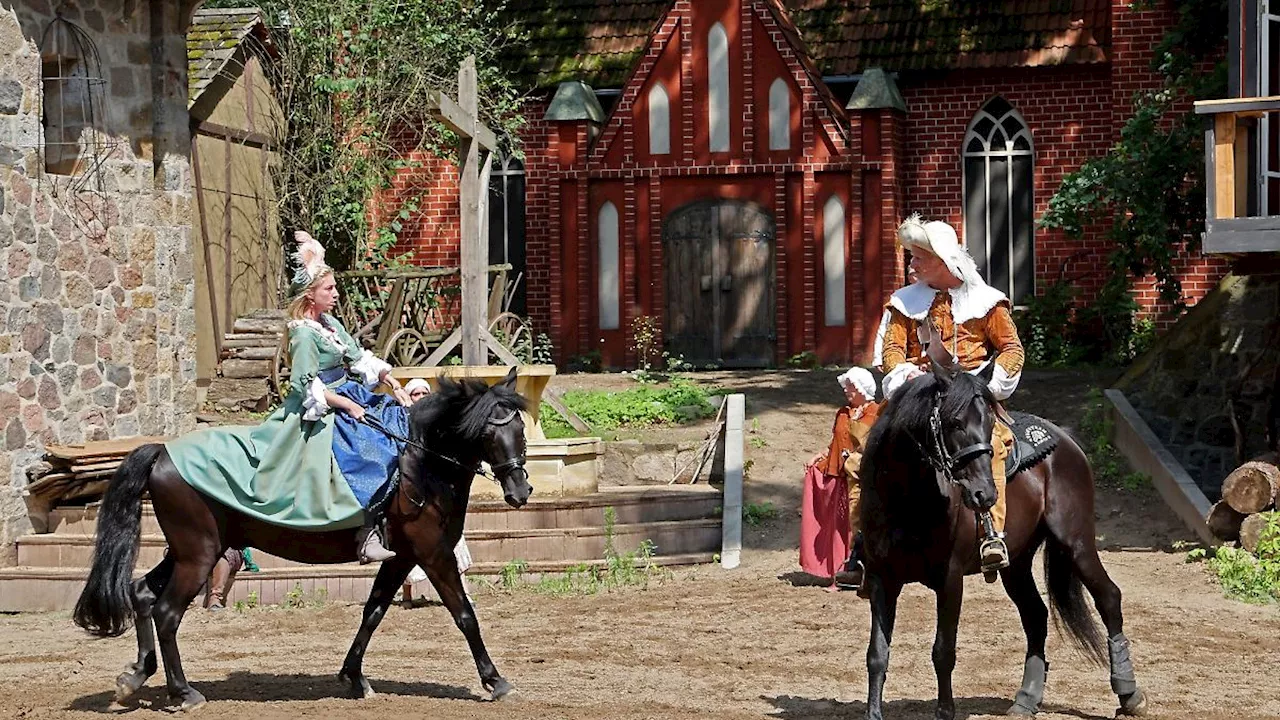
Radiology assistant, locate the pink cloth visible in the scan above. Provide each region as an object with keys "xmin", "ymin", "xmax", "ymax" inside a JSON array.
[{"xmin": 799, "ymin": 463, "xmax": 851, "ymax": 579}]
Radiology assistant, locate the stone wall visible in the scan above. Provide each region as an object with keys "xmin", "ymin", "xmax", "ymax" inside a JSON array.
[
  {"xmin": 1118, "ymin": 272, "xmax": 1280, "ymax": 501},
  {"xmin": 0, "ymin": 0, "xmax": 201, "ymax": 562}
]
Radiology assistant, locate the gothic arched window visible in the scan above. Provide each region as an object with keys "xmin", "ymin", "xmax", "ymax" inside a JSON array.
[
  {"xmin": 648, "ymin": 84, "xmax": 671, "ymax": 155},
  {"xmin": 768, "ymin": 77, "xmax": 790, "ymax": 151},
  {"xmin": 598, "ymin": 201, "xmax": 620, "ymax": 330},
  {"xmin": 963, "ymin": 97, "xmax": 1034, "ymax": 304},
  {"xmin": 708, "ymin": 22, "xmax": 730, "ymax": 153}
]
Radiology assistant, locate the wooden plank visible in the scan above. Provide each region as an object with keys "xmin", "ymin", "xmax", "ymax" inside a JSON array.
[
  {"xmin": 1214, "ymin": 113, "xmax": 1236, "ymax": 219},
  {"xmin": 232, "ymin": 317, "xmax": 286, "ymax": 334},
  {"xmin": 720, "ymin": 394, "xmax": 745, "ymax": 569},
  {"xmin": 221, "ymin": 359, "xmax": 273, "ymax": 379},
  {"xmin": 543, "ymin": 388, "xmax": 593, "ymax": 435},
  {"xmin": 375, "ymin": 278, "xmax": 407, "ymax": 354},
  {"xmin": 1194, "ymin": 95, "xmax": 1280, "ymax": 114},
  {"xmin": 423, "ymin": 327, "xmax": 462, "ymax": 367},
  {"xmin": 479, "ymin": 325, "xmax": 519, "ymax": 365},
  {"xmin": 222, "ymin": 129, "xmax": 235, "ymax": 334},
  {"xmin": 426, "ymin": 89, "xmax": 498, "ymax": 151},
  {"xmin": 459, "ymin": 56, "xmax": 485, "ymax": 366},
  {"xmin": 192, "ymin": 119, "xmax": 275, "ymax": 150},
  {"xmin": 190, "ymin": 136, "xmax": 223, "ymax": 361},
  {"xmin": 222, "ymin": 346, "xmax": 278, "ymax": 360},
  {"xmin": 44, "ymin": 437, "xmax": 171, "ymax": 461}
]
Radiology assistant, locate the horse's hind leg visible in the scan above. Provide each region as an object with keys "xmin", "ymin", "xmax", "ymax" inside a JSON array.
[
  {"xmin": 339, "ymin": 556, "xmax": 413, "ymax": 698},
  {"xmin": 115, "ymin": 557, "xmax": 173, "ymax": 703},
  {"xmin": 1001, "ymin": 551, "xmax": 1048, "ymax": 715},
  {"xmin": 1065, "ymin": 542, "xmax": 1147, "ymax": 716},
  {"xmin": 152, "ymin": 553, "xmax": 218, "ymax": 710}
]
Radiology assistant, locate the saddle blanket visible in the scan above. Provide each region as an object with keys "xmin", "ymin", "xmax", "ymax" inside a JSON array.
[{"xmin": 1005, "ymin": 411, "xmax": 1058, "ymax": 479}]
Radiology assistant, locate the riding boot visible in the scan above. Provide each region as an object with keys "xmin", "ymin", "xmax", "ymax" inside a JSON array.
[
  {"xmin": 204, "ymin": 558, "xmax": 232, "ymax": 610},
  {"xmin": 356, "ymin": 520, "xmax": 396, "ymax": 564},
  {"xmin": 833, "ymin": 533, "xmax": 866, "ymax": 590}
]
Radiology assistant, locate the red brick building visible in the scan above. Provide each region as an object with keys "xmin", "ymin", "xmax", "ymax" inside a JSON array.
[{"xmin": 392, "ymin": 0, "xmax": 1228, "ymax": 368}]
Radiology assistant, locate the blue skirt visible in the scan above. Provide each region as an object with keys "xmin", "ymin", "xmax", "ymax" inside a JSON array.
[{"xmin": 330, "ymin": 381, "xmax": 409, "ymax": 507}]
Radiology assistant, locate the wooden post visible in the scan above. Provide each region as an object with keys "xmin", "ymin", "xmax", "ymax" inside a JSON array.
[
  {"xmin": 1215, "ymin": 113, "xmax": 1236, "ymax": 219},
  {"xmin": 190, "ymin": 136, "xmax": 222, "ymax": 360},
  {"xmin": 459, "ymin": 57, "xmax": 485, "ymax": 365}
]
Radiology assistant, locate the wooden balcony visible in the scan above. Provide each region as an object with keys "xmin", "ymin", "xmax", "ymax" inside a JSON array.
[{"xmin": 1196, "ymin": 96, "xmax": 1280, "ymax": 253}]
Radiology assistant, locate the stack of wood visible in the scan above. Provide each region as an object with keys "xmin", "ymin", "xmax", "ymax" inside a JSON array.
[
  {"xmin": 219, "ymin": 311, "xmax": 287, "ymax": 379},
  {"xmin": 1206, "ymin": 452, "xmax": 1280, "ymax": 553},
  {"xmin": 26, "ymin": 437, "xmax": 170, "ymax": 505}
]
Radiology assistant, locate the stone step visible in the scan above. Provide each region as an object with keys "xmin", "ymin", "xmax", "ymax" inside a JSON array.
[
  {"xmin": 16, "ymin": 517, "xmax": 722, "ymax": 569},
  {"xmin": 48, "ymin": 486, "xmax": 722, "ymax": 536},
  {"xmin": 0, "ymin": 553, "xmax": 716, "ymax": 612}
]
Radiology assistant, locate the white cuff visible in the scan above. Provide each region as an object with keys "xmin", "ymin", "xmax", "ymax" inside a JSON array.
[
  {"xmin": 981, "ymin": 361, "xmax": 1020, "ymax": 401},
  {"xmin": 454, "ymin": 537, "xmax": 473, "ymax": 573},
  {"xmin": 350, "ymin": 350, "xmax": 392, "ymax": 389},
  {"xmin": 883, "ymin": 363, "xmax": 920, "ymax": 400},
  {"xmin": 301, "ymin": 377, "xmax": 330, "ymax": 421}
]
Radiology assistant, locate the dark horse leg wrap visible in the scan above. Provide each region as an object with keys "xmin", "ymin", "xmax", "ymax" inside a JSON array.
[
  {"xmin": 1010, "ymin": 656, "xmax": 1048, "ymax": 715},
  {"xmin": 1108, "ymin": 633, "xmax": 1138, "ymax": 696}
]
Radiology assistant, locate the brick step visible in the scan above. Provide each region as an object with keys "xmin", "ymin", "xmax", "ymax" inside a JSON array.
[
  {"xmin": 16, "ymin": 518, "xmax": 723, "ymax": 570},
  {"xmin": 0, "ymin": 553, "xmax": 716, "ymax": 612},
  {"xmin": 48, "ymin": 486, "xmax": 722, "ymax": 536}
]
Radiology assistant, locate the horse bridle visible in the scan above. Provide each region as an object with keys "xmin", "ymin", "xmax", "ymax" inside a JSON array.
[{"xmin": 916, "ymin": 394, "xmax": 993, "ymax": 487}]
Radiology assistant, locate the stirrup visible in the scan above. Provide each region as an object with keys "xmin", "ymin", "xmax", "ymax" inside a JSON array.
[
  {"xmin": 980, "ymin": 535, "xmax": 1009, "ymax": 575},
  {"xmin": 356, "ymin": 526, "xmax": 397, "ymax": 564},
  {"xmin": 833, "ymin": 560, "xmax": 864, "ymax": 590}
]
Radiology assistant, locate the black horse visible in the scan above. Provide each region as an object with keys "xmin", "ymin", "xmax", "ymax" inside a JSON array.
[
  {"xmin": 73, "ymin": 368, "xmax": 533, "ymax": 710},
  {"xmin": 858, "ymin": 358, "xmax": 1146, "ymax": 720}
]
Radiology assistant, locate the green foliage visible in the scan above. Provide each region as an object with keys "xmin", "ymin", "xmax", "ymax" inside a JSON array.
[
  {"xmin": 233, "ymin": 590, "xmax": 260, "ymax": 613},
  {"xmin": 494, "ymin": 506, "xmax": 670, "ymax": 595},
  {"xmin": 250, "ymin": 0, "xmax": 524, "ymax": 274},
  {"xmin": 1017, "ymin": 279, "xmax": 1157, "ymax": 366},
  {"xmin": 566, "ymin": 351, "xmax": 603, "ymax": 373},
  {"xmin": 749, "ymin": 436, "xmax": 767, "ymax": 449},
  {"xmin": 540, "ymin": 377, "xmax": 715, "ymax": 437},
  {"xmin": 532, "ymin": 333, "xmax": 555, "ymax": 365},
  {"xmin": 744, "ymin": 501, "xmax": 779, "ymax": 527},
  {"xmin": 282, "ymin": 582, "xmax": 328, "ymax": 609},
  {"xmin": 1188, "ymin": 514, "xmax": 1280, "ymax": 604},
  {"xmin": 787, "ymin": 351, "xmax": 820, "ymax": 369},
  {"xmin": 1080, "ymin": 388, "xmax": 1151, "ymax": 491},
  {"xmin": 629, "ymin": 316, "xmax": 662, "ymax": 372},
  {"xmin": 1016, "ymin": 280, "xmax": 1083, "ymax": 367},
  {"xmin": 1039, "ymin": 0, "xmax": 1226, "ymax": 324}
]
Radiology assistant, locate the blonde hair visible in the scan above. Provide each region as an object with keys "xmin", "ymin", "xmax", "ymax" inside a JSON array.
[{"xmin": 286, "ymin": 267, "xmax": 335, "ymax": 320}]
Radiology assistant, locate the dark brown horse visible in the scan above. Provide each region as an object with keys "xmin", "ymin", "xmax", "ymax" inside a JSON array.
[
  {"xmin": 858, "ymin": 359, "xmax": 1147, "ymax": 720},
  {"xmin": 73, "ymin": 368, "xmax": 533, "ymax": 710}
]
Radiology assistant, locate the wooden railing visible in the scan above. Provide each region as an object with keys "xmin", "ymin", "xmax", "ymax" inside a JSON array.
[{"xmin": 1194, "ymin": 96, "xmax": 1280, "ymax": 253}]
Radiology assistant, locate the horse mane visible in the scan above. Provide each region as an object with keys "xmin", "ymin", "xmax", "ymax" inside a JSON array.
[
  {"xmin": 861, "ymin": 369, "xmax": 992, "ymax": 489},
  {"xmin": 408, "ymin": 377, "xmax": 527, "ymax": 444}
]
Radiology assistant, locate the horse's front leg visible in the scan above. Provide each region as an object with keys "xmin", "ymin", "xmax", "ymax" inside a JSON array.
[
  {"xmin": 866, "ymin": 574, "xmax": 901, "ymax": 720},
  {"xmin": 339, "ymin": 557, "xmax": 413, "ymax": 698},
  {"xmin": 931, "ymin": 570, "xmax": 965, "ymax": 720},
  {"xmin": 425, "ymin": 553, "xmax": 515, "ymax": 700}
]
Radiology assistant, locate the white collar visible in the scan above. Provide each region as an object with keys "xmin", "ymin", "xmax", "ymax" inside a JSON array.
[
  {"xmin": 287, "ymin": 315, "xmax": 349, "ymax": 353},
  {"xmin": 887, "ymin": 281, "xmax": 1008, "ymax": 325}
]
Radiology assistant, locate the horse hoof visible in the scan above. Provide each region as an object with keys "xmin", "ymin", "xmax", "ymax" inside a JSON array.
[
  {"xmin": 1116, "ymin": 689, "xmax": 1147, "ymax": 717},
  {"xmin": 489, "ymin": 678, "xmax": 519, "ymax": 702},
  {"xmin": 170, "ymin": 689, "xmax": 206, "ymax": 712},
  {"xmin": 114, "ymin": 675, "xmax": 142, "ymax": 704},
  {"xmin": 338, "ymin": 669, "xmax": 376, "ymax": 699},
  {"xmin": 1006, "ymin": 702, "xmax": 1037, "ymax": 716}
]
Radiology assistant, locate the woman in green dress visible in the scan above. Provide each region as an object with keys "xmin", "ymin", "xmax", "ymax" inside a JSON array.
[{"xmin": 164, "ymin": 232, "xmax": 412, "ymax": 562}]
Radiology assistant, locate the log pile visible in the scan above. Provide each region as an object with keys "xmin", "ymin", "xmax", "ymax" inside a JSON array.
[
  {"xmin": 218, "ymin": 311, "xmax": 286, "ymax": 380},
  {"xmin": 26, "ymin": 437, "xmax": 170, "ymax": 505},
  {"xmin": 1206, "ymin": 452, "xmax": 1280, "ymax": 553}
]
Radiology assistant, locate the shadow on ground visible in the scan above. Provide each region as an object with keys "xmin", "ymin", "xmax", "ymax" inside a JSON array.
[{"xmin": 766, "ymin": 693, "xmax": 1110, "ymax": 720}]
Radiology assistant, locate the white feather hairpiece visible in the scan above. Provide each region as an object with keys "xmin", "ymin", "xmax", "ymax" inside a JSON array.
[{"xmin": 290, "ymin": 231, "xmax": 331, "ymax": 295}]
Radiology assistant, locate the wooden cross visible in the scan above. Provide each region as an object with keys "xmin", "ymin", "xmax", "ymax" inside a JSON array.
[{"xmin": 427, "ymin": 56, "xmax": 501, "ymax": 366}]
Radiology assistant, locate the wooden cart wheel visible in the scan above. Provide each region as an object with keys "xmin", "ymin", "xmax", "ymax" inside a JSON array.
[
  {"xmin": 488, "ymin": 312, "xmax": 532, "ymax": 363},
  {"xmin": 271, "ymin": 332, "xmax": 291, "ymax": 402},
  {"xmin": 385, "ymin": 327, "xmax": 432, "ymax": 367}
]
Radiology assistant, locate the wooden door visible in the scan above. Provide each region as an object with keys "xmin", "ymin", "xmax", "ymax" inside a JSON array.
[{"xmin": 663, "ymin": 200, "xmax": 775, "ymax": 367}]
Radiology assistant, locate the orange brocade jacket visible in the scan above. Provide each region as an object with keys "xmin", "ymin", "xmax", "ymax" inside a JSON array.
[{"xmin": 879, "ymin": 292, "xmax": 1025, "ymax": 376}]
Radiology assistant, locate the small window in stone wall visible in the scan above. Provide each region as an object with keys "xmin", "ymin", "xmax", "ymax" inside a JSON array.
[{"xmin": 39, "ymin": 14, "xmax": 108, "ymax": 182}]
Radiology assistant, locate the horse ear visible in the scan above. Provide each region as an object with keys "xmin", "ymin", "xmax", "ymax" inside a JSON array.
[
  {"xmin": 922, "ymin": 319, "xmax": 957, "ymax": 373},
  {"xmin": 500, "ymin": 365, "xmax": 518, "ymax": 389},
  {"xmin": 977, "ymin": 360, "xmax": 996, "ymax": 384},
  {"xmin": 930, "ymin": 357, "xmax": 955, "ymax": 385}
]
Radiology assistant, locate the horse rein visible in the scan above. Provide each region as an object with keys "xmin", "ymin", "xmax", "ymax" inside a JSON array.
[
  {"xmin": 358, "ymin": 412, "xmax": 526, "ymax": 484},
  {"xmin": 915, "ymin": 396, "xmax": 993, "ymax": 487}
]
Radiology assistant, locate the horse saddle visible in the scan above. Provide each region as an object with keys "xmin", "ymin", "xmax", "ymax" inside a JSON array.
[{"xmin": 1004, "ymin": 411, "xmax": 1058, "ymax": 479}]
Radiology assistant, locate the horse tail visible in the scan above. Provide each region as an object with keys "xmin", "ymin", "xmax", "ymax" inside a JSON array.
[
  {"xmin": 1043, "ymin": 533, "xmax": 1106, "ymax": 666},
  {"xmin": 73, "ymin": 443, "xmax": 163, "ymax": 637}
]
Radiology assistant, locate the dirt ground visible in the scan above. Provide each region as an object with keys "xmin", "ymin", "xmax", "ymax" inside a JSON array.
[{"xmin": 4, "ymin": 369, "xmax": 1280, "ymax": 719}]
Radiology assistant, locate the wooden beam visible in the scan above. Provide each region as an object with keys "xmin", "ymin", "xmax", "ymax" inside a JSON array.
[
  {"xmin": 423, "ymin": 327, "xmax": 462, "ymax": 367},
  {"xmin": 427, "ymin": 89, "xmax": 499, "ymax": 152},
  {"xmin": 1194, "ymin": 95, "xmax": 1280, "ymax": 115},
  {"xmin": 1214, "ymin": 113, "xmax": 1236, "ymax": 219},
  {"xmin": 190, "ymin": 136, "xmax": 223, "ymax": 361},
  {"xmin": 459, "ymin": 56, "xmax": 486, "ymax": 365},
  {"xmin": 192, "ymin": 119, "xmax": 275, "ymax": 150}
]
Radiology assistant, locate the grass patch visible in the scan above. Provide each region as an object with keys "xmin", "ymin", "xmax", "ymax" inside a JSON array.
[
  {"xmin": 541, "ymin": 377, "xmax": 717, "ymax": 437},
  {"xmin": 744, "ymin": 501, "xmax": 779, "ymax": 527},
  {"xmin": 1080, "ymin": 388, "xmax": 1150, "ymax": 491},
  {"xmin": 1186, "ymin": 514, "xmax": 1280, "ymax": 604},
  {"xmin": 491, "ymin": 507, "xmax": 671, "ymax": 595}
]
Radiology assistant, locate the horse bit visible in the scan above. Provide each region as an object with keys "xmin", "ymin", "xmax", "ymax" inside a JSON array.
[{"xmin": 916, "ymin": 396, "xmax": 993, "ymax": 487}]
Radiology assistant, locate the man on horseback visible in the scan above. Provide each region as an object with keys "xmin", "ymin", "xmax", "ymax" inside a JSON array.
[{"xmin": 876, "ymin": 214, "xmax": 1024, "ymax": 574}]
